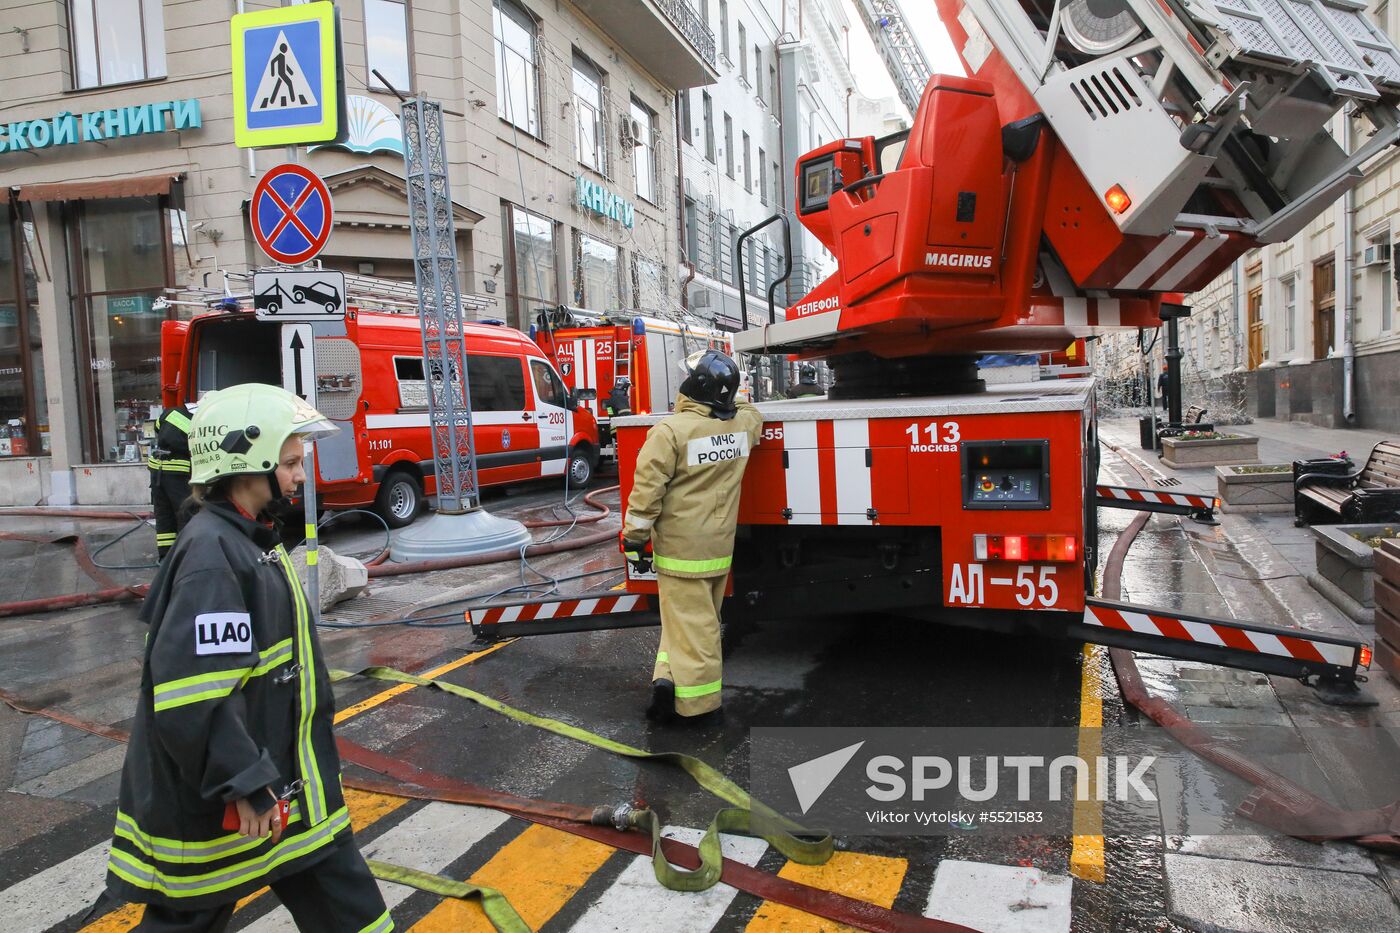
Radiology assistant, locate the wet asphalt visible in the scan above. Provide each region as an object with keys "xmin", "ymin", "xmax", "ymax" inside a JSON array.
[{"xmin": 0, "ymin": 451, "xmax": 1353, "ymax": 931}]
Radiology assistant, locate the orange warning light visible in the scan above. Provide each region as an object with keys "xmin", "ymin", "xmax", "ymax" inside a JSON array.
[
  {"xmin": 1360, "ymin": 645, "xmax": 1373, "ymax": 669},
  {"xmin": 1105, "ymin": 185, "xmax": 1131, "ymax": 214}
]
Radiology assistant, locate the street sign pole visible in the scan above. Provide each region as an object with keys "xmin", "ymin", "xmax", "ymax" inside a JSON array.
[{"xmin": 389, "ymin": 95, "xmax": 530, "ymax": 561}]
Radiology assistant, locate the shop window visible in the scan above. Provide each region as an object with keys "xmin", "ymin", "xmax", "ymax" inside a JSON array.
[
  {"xmin": 366, "ymin": 0, "xmax": 413, "ymax": 93},
  {"xmin": 573, "ymin": 51, "xmax": 607, "ymax": 173},
  {"xmin": 505, "ymin": 203, "xmax": 557, "ymax": 327},
  {"xmin": 494, "ymin": 0, "xmax": 540, "ymax": 136},
  {"xmin": 69, "ymin": 196, "xmax": 177, "ymax": 463},
  {"xmin": 631, "ymin": 99, "xmax": 657, "ymax": 204},
  {"xmin": 69, "ymin": 0, "xmax": 166, "ymax": 89},
  {"xmin": 574, "ymin": 233, "xmax": 621, "ymax": 310},
  {"xmin": 0, "ymin": 208, "xmax": 49, "ymax": 457}
]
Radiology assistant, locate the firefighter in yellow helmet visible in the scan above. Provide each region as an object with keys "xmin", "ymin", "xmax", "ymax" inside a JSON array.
[
  {"xmin": 621, "ymin": 350, "xmax": 763, "ymax": 725},
  {"xmin": 107, "ymin": 384, "xmax": 391, "ymax": 932}
]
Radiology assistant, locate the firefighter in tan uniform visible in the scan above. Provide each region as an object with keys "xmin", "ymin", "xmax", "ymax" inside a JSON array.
[{"xmin": 621, "ymin": 350, "xmax": 762, "ymax": 725}]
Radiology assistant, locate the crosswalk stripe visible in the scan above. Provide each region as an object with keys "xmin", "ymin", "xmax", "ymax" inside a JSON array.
[
  {"xmin": 77, "ymin": 789, "xmax": 412, "ymax": 932},
  {"xmin": 743, "ymin": 850, "xmax": 909, "ymax": 932},
  {"xmin": 924, "ymin": 859, "xmax": 1072, "ymax": 932},
  {"xmin": 234, "ymin": 800, "xmax": 511, "ymax": 930},
  {"xmin": 2, "ymin": 838, "xmax": 112, "ymax": 933},
  {"xmin": 408, "ymin": 823, "xmax": 615, "ymax": 931},
  {"xmin": 570, "ymin": 828, "xmax": 769, "ymax": 933}
]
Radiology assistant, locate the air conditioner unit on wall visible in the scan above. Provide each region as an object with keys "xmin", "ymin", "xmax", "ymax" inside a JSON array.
[
  {"xmin": 620, "ymin": 116, "xmax": 643, "ymax": 148},
  {"xmin": 1363, "ymin": 242, "xmax": 1392, "ymax": 267}
]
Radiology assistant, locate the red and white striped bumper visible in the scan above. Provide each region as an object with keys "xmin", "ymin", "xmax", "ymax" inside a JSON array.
[
  {"xmin": 1083, "ymin": 599, "xmax": 1366, "ymax": 673},
  {"xmin": 1096, "ymin": 484, "xmax": 1219, "ymax": 513},
  {"xmin": 467, "ymin": 593, "xmax": 649, "ymax": 629}
]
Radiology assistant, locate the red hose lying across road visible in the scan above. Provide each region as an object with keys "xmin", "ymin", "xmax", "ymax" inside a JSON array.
[
  {"xmin": 1101, "ymin": 441, "xmax": 1400, "ymax": 852},
  {"xmin": 0, "ymin": 585, "xmax": 149, "ymax": 618}
]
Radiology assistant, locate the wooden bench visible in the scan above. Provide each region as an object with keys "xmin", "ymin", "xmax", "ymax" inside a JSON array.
[
  {"xmin": 1295, "ymin": 440, "xmax": 1400, "ymax": 525},
  {"xmin": 1185, "ymin": 405, "xmax": 1210, "ymax": 425}
]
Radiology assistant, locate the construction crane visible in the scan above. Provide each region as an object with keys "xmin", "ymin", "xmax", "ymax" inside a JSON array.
[{"xmin": 850, "ymin": 0, "xmax": 935, "ymax": 115}]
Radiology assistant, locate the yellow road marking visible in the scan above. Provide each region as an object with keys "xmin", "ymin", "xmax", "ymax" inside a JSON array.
[
  {"xmin": 1070, "ymin": 642, "xmax": 1106, "ymax": 883},
  {"xmin": 744, "ymin": 851, "xmax": 908, "ymax": 932},
  {"xmin": 334, "ymin": 640, "xmax": 515, "ymax": 724},
  {"xmin": 408, "ymin": 823, "xmax": 615, "ymax": 932}
]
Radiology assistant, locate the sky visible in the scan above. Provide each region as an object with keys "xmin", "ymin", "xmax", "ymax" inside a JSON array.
[{"xmin": 840, "ymin": 0, "xmax": 965, "ymax": 120}]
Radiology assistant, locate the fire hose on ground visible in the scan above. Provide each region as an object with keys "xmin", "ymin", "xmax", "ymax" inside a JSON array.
[
  {"xmin": 0, "ymin": 486, "xmax": 622, "ymax": 617},
  {"xmin": 1100, "ymin": 440, "xmax": 1400, "ymax": 852},
  {"xmin": 0, "ymin": 663, "xmax": 977, "ymax": 933}
]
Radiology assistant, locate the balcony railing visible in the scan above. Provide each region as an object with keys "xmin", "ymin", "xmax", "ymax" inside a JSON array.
[{"xmin": 655, "ymin": 0, "xmax": 716, "ymax": 68}]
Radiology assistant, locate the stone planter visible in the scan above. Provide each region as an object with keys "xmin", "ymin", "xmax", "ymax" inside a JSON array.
[
  {"xmin": 1216, "ymin": 463, "xmax": 1293, "ymax": 513},
  {"xmin": 1161, "ymin": 435, "xmax": 1259, "ymax": 469},
  {"xmin": 1306, "ymin": 523, "xmax": 1400, "ymax": 624}
]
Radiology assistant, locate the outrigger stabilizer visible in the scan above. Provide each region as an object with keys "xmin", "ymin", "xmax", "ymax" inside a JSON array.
[
  {"xmin": 466, "ymin": 590, "xmax": 1373, "ymax": 706},
  {"xmin": 1096, "ymin": 484, "xmax": 1220, "ymax": 524}
]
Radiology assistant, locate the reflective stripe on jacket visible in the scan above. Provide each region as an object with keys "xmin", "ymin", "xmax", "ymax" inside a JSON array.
[
  {"xmin": 622, "ymin": 395, "xmax": 763, "ymax": 578},
  {"xmin": 107, "ymin": 501, "xmax": 348, "ymax": 909}
]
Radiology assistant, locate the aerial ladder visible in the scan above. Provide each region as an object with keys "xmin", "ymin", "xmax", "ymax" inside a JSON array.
[
  {"xmin": 851, "ymin": 0, "xmax": 936, "ymax": 115},
  {"xmin": 485, "ymin": 1, "xmax": 1400, "ymax": 700}
]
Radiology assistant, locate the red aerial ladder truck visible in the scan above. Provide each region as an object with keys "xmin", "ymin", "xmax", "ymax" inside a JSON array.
[{"xmin": 470, "ymin": 0, "xmax": 1400, "ymax": 700}]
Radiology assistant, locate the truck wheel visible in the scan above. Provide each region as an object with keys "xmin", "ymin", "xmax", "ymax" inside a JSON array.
[
  {"xmin": 566, "ymin": 446, "xmax": 594, "ymax": 487},
  {"xmin": 375, "ymin": 471, "xmax": 423, "ymax": 528}
]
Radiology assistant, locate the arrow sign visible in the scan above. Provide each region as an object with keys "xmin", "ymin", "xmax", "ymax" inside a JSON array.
[{"xmin": 281, "ymin": 323, "xmax": 316, "ymax": 408}]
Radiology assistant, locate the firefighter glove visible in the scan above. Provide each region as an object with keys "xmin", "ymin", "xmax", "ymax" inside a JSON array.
[{"xmin": 620, "ymin": 534, "xmax": 653, "ymax": 575}]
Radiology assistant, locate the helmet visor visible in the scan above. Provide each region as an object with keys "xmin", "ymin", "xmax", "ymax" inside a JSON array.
[{"xmin": 292, "ymin": 417, "xmax": 341, "ymax": 441}]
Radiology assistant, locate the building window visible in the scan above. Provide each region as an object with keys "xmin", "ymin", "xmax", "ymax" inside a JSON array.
[
  {"xmin": 742, "ymin": 132, "xmax": 752, "ymax": 192},
  {"xmin": 630, "ymin": 99, "xmax": 657, "ymax": 204},
  {"xmin": 1313, "ymin": 256, "xmax": 1336, "ymax": 361},
  {"xmin": 684, "ymin": 198, "xmax": 699, "ymax": 265},
  {"xmin": 719, "ymin": 1, "xmax": 731, "ymax": 59},
  {"xmin": 679, "ymin": 91, "xmax": 693, "ymax": 146},
  {"xmin": 738, "ymin": 24, "xmax": 748, "ymax": 85},
  {"xmin": 69, "ymin": 196, "xmax": 178, "ymax": 463},
  {"xmin": 0, "ymin": 208, "xmax": 48, "ymax": 458},
  {"xmin": 770, "ymin": 64, "xmax": 778, "ymax": 109},
  {"xmin": 506, "ymin": 204, "xmax": 557, "ymax": 327},
  {"xmin": 726, "ymin": 222, "xmax": 739, "ymax": 288},
  {"xmin": 759, "ymin": 148, "xmax": 768, "ymax": 205},
  {"xmin": 575, "ymin": 232, "xmax": 622, "ymax": 309},
  {"xmin": 494, "ymin": 0, "xmax": 540, "ymax": 136},
  {"xmin": 723, "ymin": 113, "xmax": 735, "ymax": 178},
  {"xmin": 573, "ymin": 52, "xmax": 607, "ymax": 173},
  {"xmin": 702, "ymin": 92, "xmax": 716, "ymax": 163},
  {"xmin": 772, "ymin": 159, "xmax": 781, "ymax": 207},
  {"xmin": 365, "ymin": 0, "xmax": 412, "ymax": 92},
  {"xmin": 632, "ymin": 255, "xmax": 667, "ymax": 310},
  {"xmin": 68, "ymin": 0, "xmax": 166, "ymax": 89},
  {"xmin": 1282, "ymin": 275, "xmax": 1297, "ymax": 351},
  {"xmin": 755, "ymin": 45, "xmax": 763, "ymax": 99}
]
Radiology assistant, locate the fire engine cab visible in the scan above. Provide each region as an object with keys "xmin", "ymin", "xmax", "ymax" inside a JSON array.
[{"xmin": 161, "ymin": 303, "xmax": 598, "ymax": 527}]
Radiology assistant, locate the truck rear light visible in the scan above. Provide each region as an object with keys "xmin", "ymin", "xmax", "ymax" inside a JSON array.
[
  {"xmin": 974, "ymin": 534, "xmax": 1078, "ymax": 562},
  {"xmin": 1104, "ymin": 184, "xmax": 1131, "ymax": 214},
  {"xmin": 1360, "ymin": 645, "xmax": 1373, "ymax": 670}
]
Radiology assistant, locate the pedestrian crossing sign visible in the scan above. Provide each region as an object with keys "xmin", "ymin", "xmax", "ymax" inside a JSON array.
[{"xmin": 231, "ymin": 1, "xmax": 344, "ymax": 148}]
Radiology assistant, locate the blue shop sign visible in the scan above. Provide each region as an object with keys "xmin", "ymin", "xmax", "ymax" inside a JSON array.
[
  {"xmin": 0, "ymin": 99, "xmax": 202, "ymax": 154},
  {"xmin": 576, "ymin": 176, "xmax": 634, "ymax": 229}
]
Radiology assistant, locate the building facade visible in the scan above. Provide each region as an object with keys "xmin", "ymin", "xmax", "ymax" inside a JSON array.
[
  {"xmin": 1178, "ymin": 5, "xmax": 1400, "ymax": 431},
  {"xmin": 0, "ymin": 0, "xmax": 713, "ymax": 504}
]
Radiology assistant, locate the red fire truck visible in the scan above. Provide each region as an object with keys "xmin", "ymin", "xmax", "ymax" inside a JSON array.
[
  {"xmin": 529, "ymin": 309, "xmax": 731, "ymax": 461},
  {"xmin": 468, "ymin": 0, "xmax": 1400, "ymax": 698},
  {"xmin": 160, "ymin": 305, "xmax": 598, "ymax": 527}
]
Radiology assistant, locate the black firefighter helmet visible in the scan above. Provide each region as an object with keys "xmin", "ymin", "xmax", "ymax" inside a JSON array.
[{"xmin": 679, "ymin": 349, "xmax": 740, "ymax": 420}]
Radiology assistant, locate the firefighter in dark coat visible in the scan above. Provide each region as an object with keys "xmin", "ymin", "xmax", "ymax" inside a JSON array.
[
  {"xmin": 148, "ymin": 403, "xmax": 194, "ymax": 559},
  {"xmin": 107, "ymin": 384, "xmax": 391, "ymax": 932}
]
